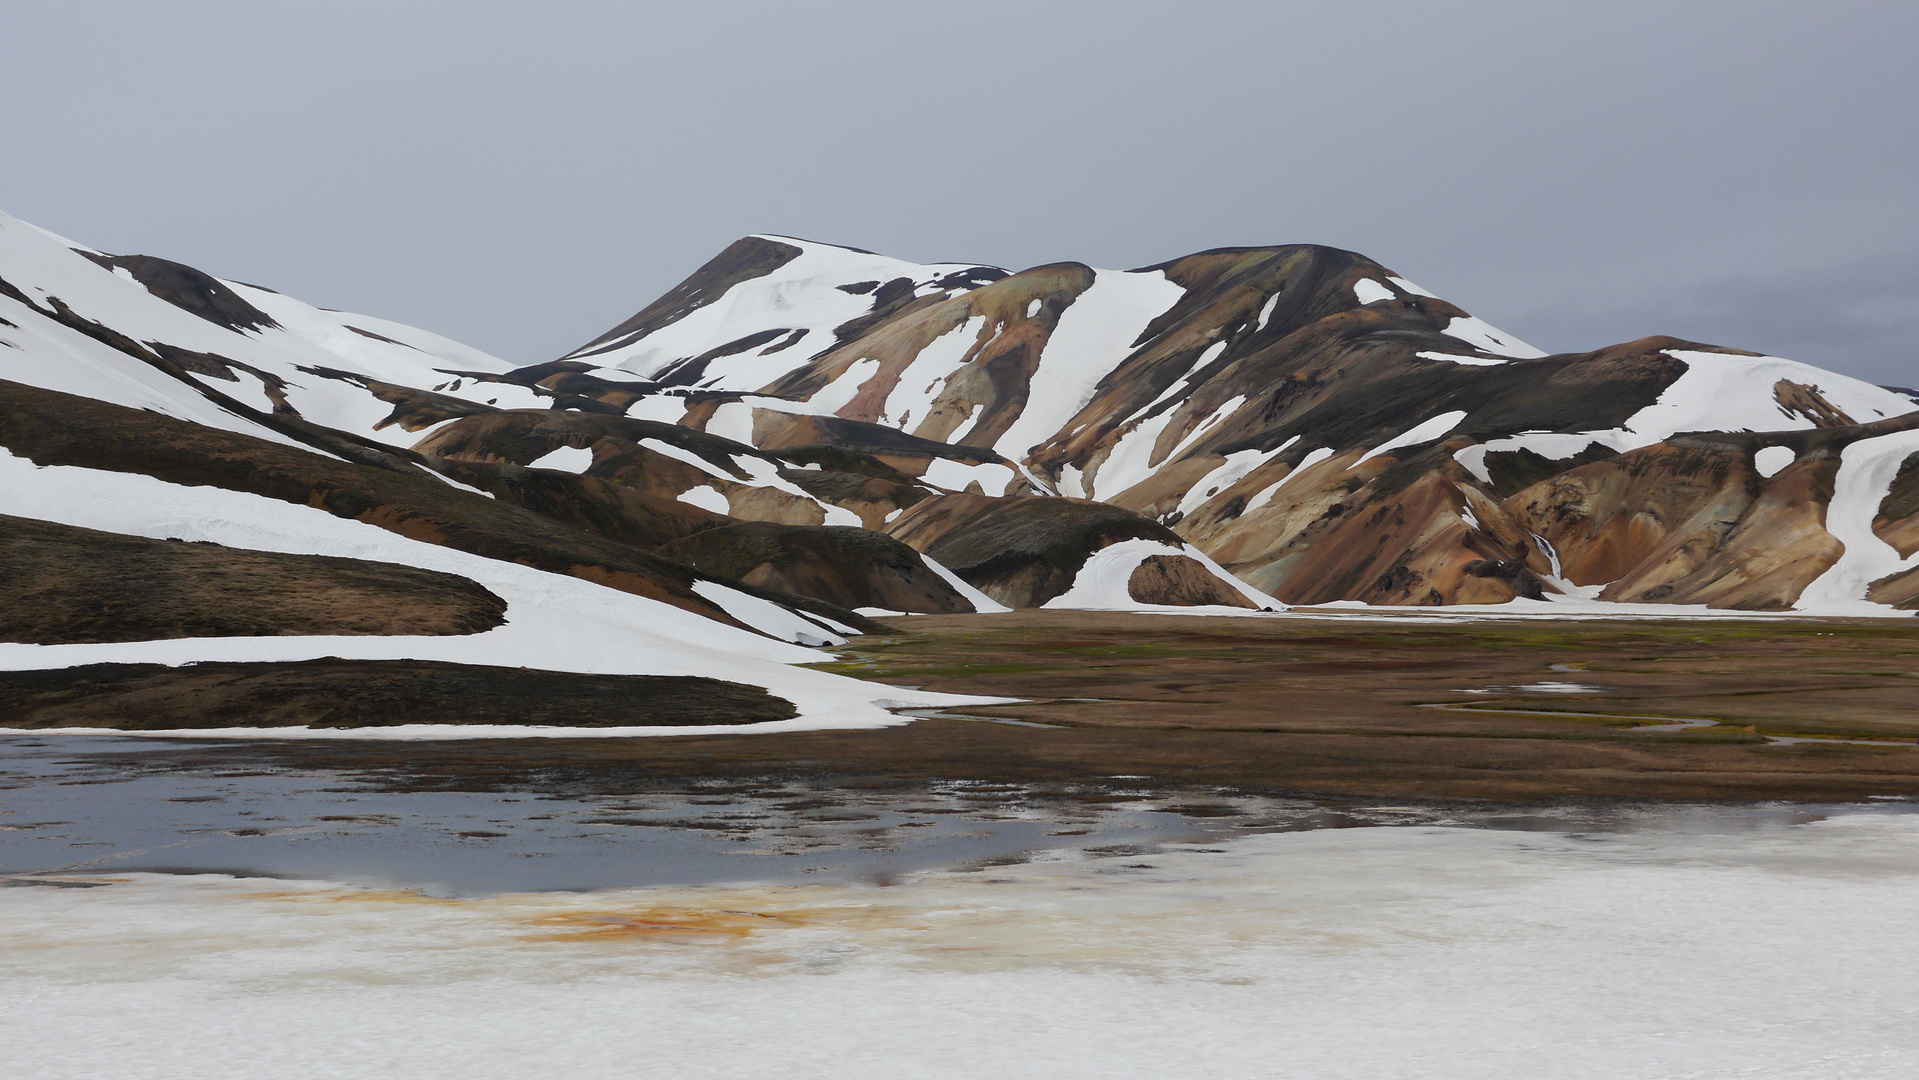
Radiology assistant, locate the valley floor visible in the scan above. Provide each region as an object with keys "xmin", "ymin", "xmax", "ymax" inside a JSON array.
[
  {"xmin": 24, "ymin": 610, "xmax": 1914, "ymax": 802},
  {"xmin": 799, "ymin": 610, "xmax": 1919, "ymax": 801}
]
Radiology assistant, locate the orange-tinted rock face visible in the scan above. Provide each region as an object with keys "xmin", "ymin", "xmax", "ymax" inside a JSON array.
[{"xmin": 1127, "ymin": 554, "xmax": 1259, "ymax": 608}]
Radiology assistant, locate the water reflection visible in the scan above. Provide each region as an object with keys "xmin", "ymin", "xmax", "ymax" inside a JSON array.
[{"xmin": 1, "ymin": 734, "xmax": 1910, "ymax": 896}]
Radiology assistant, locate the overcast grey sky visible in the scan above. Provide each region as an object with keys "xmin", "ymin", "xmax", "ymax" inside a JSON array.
[{"xmin": 5, "ymin": 1, "xmax": 1915, "ymax": 385}]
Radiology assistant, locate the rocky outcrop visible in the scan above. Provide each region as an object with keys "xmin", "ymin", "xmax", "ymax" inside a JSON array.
[
  {"xmin": 653, "ymin": 522, "xmax": 976, "ymax": 614},
  {"xmin": 883, "ymin": 494, "xmax": 1252, "ymax": 608},
  {"xmin": 0, "ymin": 514, "xmax": 507, "ymax": 644},
  {"xmin": 0, "ymin": 659, "xmax": 797, "ymax": 729}
]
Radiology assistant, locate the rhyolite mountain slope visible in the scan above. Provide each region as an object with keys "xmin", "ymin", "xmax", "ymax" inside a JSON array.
[
  {"xmin": 0, "ymin": 211, "xmax": 1013, "ymax": 733},
  {"xmin": 527, "ymin": 234, "xmax": 1919, "ymax": 614},
  {"xmin": 5, "ymin": 208, "xmax": 1917, "ymax": 645}
]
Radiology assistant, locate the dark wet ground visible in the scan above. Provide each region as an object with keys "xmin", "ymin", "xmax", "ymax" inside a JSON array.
[{"xmin": 4, "ymin": 733, "xmax": 1912, "ymax": 897}]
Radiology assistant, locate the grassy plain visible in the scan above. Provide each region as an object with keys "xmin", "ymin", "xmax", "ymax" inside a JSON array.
[{"xmin": 209, "ymin": 611, "xmax": 1919, "ymax": 805}]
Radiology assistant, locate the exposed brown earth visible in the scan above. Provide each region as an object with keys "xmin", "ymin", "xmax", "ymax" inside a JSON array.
[
  {"xmin": 0, "ymin": 658, "xmax": 796, "ymax": 729},
  {"xmin": 0, "ymin": 514, "xmax": 507, "ymax": 644},
  {"xmin": 794, "ymin": 611, "xmax": 1918, "ymax": 801}
]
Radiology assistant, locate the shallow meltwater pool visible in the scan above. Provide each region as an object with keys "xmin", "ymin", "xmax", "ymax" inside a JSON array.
[{"xmin": 3, "ymin": 736, "xmax": 1917, "ymax": 1079}]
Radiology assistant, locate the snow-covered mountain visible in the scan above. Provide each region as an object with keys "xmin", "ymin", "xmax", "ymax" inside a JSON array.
[
  {"xmin": 3, "ymin": 206, "xmax": 1917, "ymax": 736},
  {"xmin": 533, "ymin": 233, "xmax": 1919, "ymax": 614},
  {"xmin": 0, "ymin": 211, "xmax": 1006, "ymax": 735}
]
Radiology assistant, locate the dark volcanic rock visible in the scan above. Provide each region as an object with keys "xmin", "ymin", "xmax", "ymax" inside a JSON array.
[
  {"xmin": 887, "ymin": 494, "xmax": 1186, "ymax": 608},
  {"xmin": 564, "ymin": 236, "xmax": 804, "ymax": 361},
  {"xmin": 0, "ymin": 659, "xmax": 797, "ymax": 729},
  {"xmin": 0, "ymin": 515, "xmax": 507, "ymax": 645},
  {"xmin": 76, "ymin": 251, "xmax": 281, "ymax": 333},
  {"xmin": 0, "ymin": 378, "xmax": 881, "ymax": 636},
  {"xmin": 654, "ymin": 522, "xmax": 975, "ymax": 613}
]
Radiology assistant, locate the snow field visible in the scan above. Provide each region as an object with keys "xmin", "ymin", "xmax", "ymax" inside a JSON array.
[
  {"xmin": 0, "ymin": 449, "xmax": 997, "ymax": 737},
  {"xmin": 3, "ymin": 813, "xmax": 1915, "ymax": 1079},
  {"xmin": 1042, "ymin": 538, "xmax": 1280, "ymax": 611},
  {"xmin": 0, "ymin": 210, "xmax": 533, "ymax": 450}
]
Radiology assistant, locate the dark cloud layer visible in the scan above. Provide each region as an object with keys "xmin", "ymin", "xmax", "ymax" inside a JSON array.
[{"xmin": 2, "ymin": 1, "xmax": 1914, "ymax": 386}]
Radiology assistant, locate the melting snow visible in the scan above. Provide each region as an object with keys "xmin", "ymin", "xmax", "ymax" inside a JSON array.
[
  {"xmin": 1440, "ymin": 316, "xmax": 1547, "ymax": 359},
  {"xmin": 0, "ymin": 448, "xmax": 992, "ymax": 735},
  {"xmin": 1355, "ymin": 411, "xmax": 1469, "ymax": 467},
  {"xmin": 1754, "ymin": 445, "xmax": 1797, "ymax": 479},
  {"xmin": 1352, "ymin": 278, "xmax": 1395, "ymax": 305},
  {"xmin": 1250, "ymin": 447, "xmax": 1335, "ymax": 509},
  {"xmin": 1793, "ymin": 428, "xmax": 1919, "ymax": 616},
  {"xmin": 6, "ymin": 816, "xmax": 1919, "ymax": 1078},
  {"xmin": 676, "ymin": 486, "xmax": 730, "ymax": 514},
  {"xmin": 990, "ymin": 270, "xmax": 1185, "ymax": 461},
  {"xmin": 527, "ymin": 445, "xmax": 594, "ymax": 473}
]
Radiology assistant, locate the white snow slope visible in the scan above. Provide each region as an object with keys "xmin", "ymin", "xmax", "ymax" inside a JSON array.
[
  {"xmin": 0, "ymin": 447, "xmax": 993, "ymax": 738},
  {"xmin": 0, "ymin": 210, "xmax": 536, "ymax": 450},
  {"xmin": 1454, "ymin": 350, "xmax": 1915, "ymax": 484}
]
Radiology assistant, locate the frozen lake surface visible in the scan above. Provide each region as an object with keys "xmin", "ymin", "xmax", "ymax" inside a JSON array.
[{"xmin": 3, "ymin": 734, "xmax": 1917, "ymax": 1078}]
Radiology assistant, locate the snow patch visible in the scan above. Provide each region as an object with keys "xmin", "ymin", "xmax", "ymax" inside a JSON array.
[
  {"xmin": 921, "ymin": 458, "xmax": 1015, "ymax": 496},
  {"xmin": 1251, "ymin": 447, "xmax": 1335, "ymax": 509},
  {"xmin": 920, "ymin": 553, "xmax": 1012, "ymax": 614},
  {"xmin": 881, "ymin": 315, "xmax": 983, "ymax": 430},
  {"xmin": 528, "ymin": 445, "xmax": 594, "ymax": 473},
  {"xmin": 1352, "ymin": 278, "xmax": 1395, "ymax": 305},
  {"xmin": 991, "ymin": 270, "xmax": 1185, "ymax": 461},
  {"xmin": 1176, "ymin": 437, "xmax": 1298, "ymax": 516},
  {"xmin": 1454, "ymin": 433, "xmax": 1603, "ymax": 485},
  {"xmin": 1793, "ymin": 428, "xmax": 1919, "ymax": 616},
  {"xmin": 1754, "ymin": 445, "xmax": 1797, "ymax": 479},
  {"xmin": 676, "ymin": 486, "xmax": 730, "ymax": 515},
  {"xmin": 1354, "ymin": 411, "xmax": 1469, "ymax": 467},
  {"xmin": 1042, "ymin": 539, "xmax": 1278, "ymax": 611},
  {"xmin": 1418, "ymin": 351, "xmax": 1509, "ymax": 367},
  {"xmin": 1440, "ymin": 317, "xmax": 1547, "ymax": 359}
]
